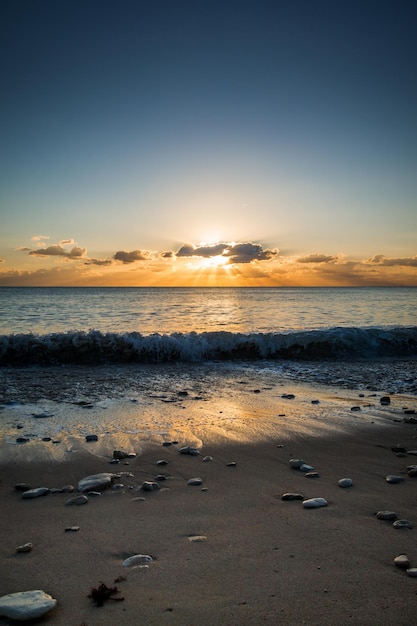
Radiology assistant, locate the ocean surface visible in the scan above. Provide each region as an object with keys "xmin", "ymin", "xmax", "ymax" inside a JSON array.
[{"xmin": 0, "ymin": 286, "xmax": 416, "ymax": 366}]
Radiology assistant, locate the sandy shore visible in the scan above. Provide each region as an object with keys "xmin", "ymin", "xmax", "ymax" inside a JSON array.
[{"xmin": 1, "ymin": 414, "xmax": 417, "ymax": 625}]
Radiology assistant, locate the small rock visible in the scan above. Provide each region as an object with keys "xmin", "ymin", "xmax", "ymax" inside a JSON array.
[
  {"xmin": 311, "ymin": 400, "xmax": 320, "ymax": 404},
  {"xmin": 85, "ymin": 434, "xmax": 98, "ymax": 442},
  {"xmin": 406, "ymin": 568, "xmax": 417, "ymax": 577},
  {"xmin": 281, "ymin": 493, "xmax": 304, "ymax": 501},
  {"xmin": 0, "ymin": 590, "xmax": 57, "ymax": 621},
  {"xmin": 338, "ymin": 478, "xmax": 353, "ymax": 488},
  {"xmin": 226, "ymin": 462, "xmax": 236, "ymax": 467},
  {"xmin": 303, "ymin": 497, "xmax": 328, "ymax": 508},
  {"xmin": 123, "ymin": 554, "xmax": 153, "ymax": 568},
  {"xmin": 16, "ymin": 543, "xmax": 33, "ymax": 553},
  {"xmin": 300, "ymin": 464, "xmax": 314, "ymax": 472},
  {"xmin": 351, "ymin": 406, "xmax": 361, "ymax": 412},
  {"xmin": 188, "ymin": 535, "xmax": 207, "ymax": 542},
  {"xmin": 64, "ymin": 526, "xmax": 80, "ymax": 532},
  {"xmin": 394, "ymin": 554, "xmax": 410, "ymax": 569},
  {"xmin": 155, "ymin": 474, "xmax": 167, "ymax": 481},
  {"xmin": 407, "ymin": 450, "xmax": 417, "ymax": 456},
  {"xmin": 408, "ymin": 467, "xmax": 417, "ymax": 477},
  {"xmin": 141, "ymin": 481, "xmax": 160, "ymax": 492},
  {"xmin": 385, "ymin": 475, "xmax": 405, "ymax": 483},
  {"xmin": 304, "ymin": 471, "xmax": 320, "ymax": 478},
  {"xmin": 156, "ymin": 459, "xmax": 168, "ymax": 466},
  {"xmin": 112, "ymin": 483, "xmax": 124, "ymax": 491},
  {"xmin": 66, "ymin": 495, "xmax": 88, "ymax": 506},
  {"xmin": 281, "ymin": 394, "xmax": 295, "ymax": 400},
  {"xmin": 162, "ymin": 441, "xmax": 172, "ymax": 446},
  {"xmin": 113, "ymin": 450, "xmax": 129, "ymax": 459},
  {"xmin": 109, "ymin": 459, "xmax": 120, "ymax": 464},
  {"xmin": 203, "ymin": 456, "xmax": 213, "ymax": 462},
  {"xmin": 16, "ymin": 437, "xmax": 30, "ymax": 443},
  {"xmin": 391, "ymin": 445, "xmax": 407, "ymax": 454},
  {"xmin": 289, "ymin": 459, "xmax": 305, "ymax": 469},
  {"xmin": 179, "ymin": 446, "xmax": 200, "ymax": 455},
  {"xmin": 393, "ymin": 519, "xmax": 413, "ymax": 529},
  {"xmin": 380, "ymin": 396, "xmax": 391, "ymax": 405},
  {"xmin": 22, "ymin": 488, "xmax": 49, "ymax": 499},
  {"xmin": 78, "ymin": 473, "xmax": 117, "ymax": 492},
  {"xmin": 376, "ymin": 511, "xmax": 397, "ymax": 520},
  {"xmin": 14, "ymin": 483, "xmax": 31, "ymax": 491},
  {"xmin": 187, "ymin": 477, "xmax": 203, "ymax": 486}
]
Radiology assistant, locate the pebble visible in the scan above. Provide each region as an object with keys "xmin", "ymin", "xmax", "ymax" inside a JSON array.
[
  {"xmin": 226, "ymin": 462, "xmax": 236, "ymax": 467},
  {"xmin": 187, "ymin": 477, "xmax": 203, "ymax": 486},
  {"xmin": 141, "ymin": 481, "xmax": 160, "ymax": 491},
  {"xmin": 338, "ymin": 478, "xmax": 353, "ymax": 488},
  {"xmin": 351, "ymin": 406, "xmax": 361, "ymax": 412},
  {"xmin": 50, "ymin": 485, "xmax": 74, "ymax": 494},
  {"xmin": 0, "ymin": 590, "xmax": 57, "ymax": 621},
  {"xmin": 188, "ymin": 535, "xmax": 207, "ymax": 542},
  {"xmin": 155, "ymin": 474, "xmax": 167, "ymax": 481},
  {"xmin": 391, "ymin": 445, "xmax": 407, "ymax": 454},
  {"xmin": 123, "ymin": 554, "xmax": 153, "ymax": 568},
  {"xmin": 162, "ymin": 441, "xmax": 173, "ymax": 447},
  {"xmin": 281, "ymin": 493, "xmax": 304, "ymax": 500},
  {"xmin": 304, "ymin": 472, "xmax": 320, "ymax": 478},
  {"xmin": 16, "ymin": 437, "xmax": 30, "ymax": 443},
  {"xmin": 22, "ymin": 488, "xmax": 50, "ymax": 499},
  {"xmin": 302, "ymin": 497, "xmax": 328, "ymax": 508},
  {"xmin": 376, "ymin": 511, "xmax": 398, "ymax": 520},
  {"xmin": 14, "ymin": 483, "xmax": 31, "ymax": 491},
  {"xmin": 203, "ymin": 456, "xmax": 213, "ymax": 462},
  {"xmin": 64, "ymin": 526, "xmax": 80, "ymax": 532},
  {"xmin": 112, "ymin": 483, "xmax": 124, "ymax": 491},
  {"xmin": 85, "ymin": 434, "xmax": 98, "ymax": 442},
  {"xmin": 78, "ymin": 473, "xmax": 117, "ymax": 492},
  {"xmin": 281, "ymin": 394, "xmax": 295, "ymax": 400},
  {"xmin": 380, "ymin": 396, "xmax": 391, "ymax": 405},
  {"xmin": 16, "ymin": 543, "xmax": 33, "ymax": 553},
  {"xmin": 406, "ymin": 568, "xmax": 417, "ymax": 577},
  {"xmin": 66, "ymin": 495, "xmax": 88, "ymax": 506},
  {"xmin": 394, "ymin": 554, "xmax": 410, "ymax": 569},
  {"xmin": 156, "ymin": 459, "xmax": 168, "ymax": 466},
  {"xmin": 179, "ymin": 446, "xmax": 200, "ymax": 455},
  {"xmin": 408, "ymin": 467, "xmax": 417, "ymax": 477},
  {"xmin": 385, "ymin": 475, "xmax": 405, "ymax": 483},
  {"xmin": 393, "ymin": 519, "xmax": 413, "ymax": 529},
  {"xmin": 299, "ymin": 464, "xmax": 314, "ymax": 472},
  {"xmin": 113, "ymin": 450, "xmax": 129, "ymax": 459},
  {"xmin": 407, "ymin": 450, "xmax": 417, "ymax": 456},
  {"xmin": 289, "ymin": 459, "xmax": 305, "ymax": 469}
]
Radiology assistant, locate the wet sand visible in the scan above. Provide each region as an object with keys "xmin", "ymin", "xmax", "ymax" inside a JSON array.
[{"xmin": 0, "ymin": 364, "xmax": 417, "ymax": 626}]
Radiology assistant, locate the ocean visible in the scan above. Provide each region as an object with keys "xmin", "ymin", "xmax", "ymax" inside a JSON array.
[{"xmin": 0, "ymin": 286, "xmax": 416, "ymax": 457}]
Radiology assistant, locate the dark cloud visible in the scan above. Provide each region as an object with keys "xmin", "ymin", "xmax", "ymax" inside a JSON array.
[
  {"xmin": 29, "ymin": 245, "xmax": 86, "ymax": 258},
  {"xmin": 113, "ymin": 249, "xmax": 150, "ymax": 264},
  {"xmin": 297, "ymin": 254, "xmax": 337, "ymax": 264},
  {"xmin": 223, "ymin": 242, "xmax": 279, "ymax": 264},
  {"xmin": 176, "ymin": 243, "xmax": 228, "ymax": 258},
  {"xmin": 365, "ymin": 255, "xmax": 417, "ymax": 267},
  {"xmin": 84, "ymin": 258, "xmax": 113, "ymax": 266},
  {"xmin": 160, "ymin": 251, "xmax": 174, "ymax": 258},
  {"xmin": 176, "ymin": 241, "xmax": 279, "ymax": 264}
]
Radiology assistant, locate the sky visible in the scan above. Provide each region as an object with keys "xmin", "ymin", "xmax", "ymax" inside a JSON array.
[{"xmin": 1, "ymin": 0, "xmax": 416, "ymax": 287}]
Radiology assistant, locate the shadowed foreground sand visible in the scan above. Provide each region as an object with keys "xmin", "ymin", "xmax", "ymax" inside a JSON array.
[{"xmin": 1, "ymin": 419, "xmax": 417, "ymax": 625}]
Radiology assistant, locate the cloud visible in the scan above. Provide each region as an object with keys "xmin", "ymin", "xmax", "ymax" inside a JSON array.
[
  {"xmin": 31, "ymin": 235, "xmax": 50, "ymax": 242},
  {"xmin": 161, "ymin": 251, "xmax": 174, "ymax": 258},
  {"xmin": 176, "ymin": 243, "xmax": 227, "ymax": 258},
  {"xmin": 113, "ymin": 249, "xmax": 150, "ymax": 264},
  {"xmin": 17, "ymin": 247, "xmax": 31, "ymax": 251},
  {"xmin": 176, "ymin": 241, "xmax": 279, "ymax": 264},
  {"xmin": 224, "ymin": 242, "xmax": 279, "ymax": 264},
  {"xmin": 0, "ymin": 259, "xmax": 4, "ymax": 263},
  {"xmin": 365, "ymin": 254, "xmax": 417, "ymax": 267},
  {"xmin": 59, "ymin": 238, "xmax": 75, "ymax": 245},
  {"xmin": 28, "ymin": 245, "xmax": 87, "ymax": 258},
  {"xmin": 84, "ymin": 258, "xmax": 114, "ymax": 266},
  {"xmin": 296, "ymin": 253, "xmax": 338, "ymax": 264}
]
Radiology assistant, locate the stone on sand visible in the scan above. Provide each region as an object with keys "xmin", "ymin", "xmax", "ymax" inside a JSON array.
[
  {"xmin": 77, "ymin": 473, "xmax": 117, "ymax": 492},
  {"xmin": 0, "ymin": 590, "xmax": 57, "ymax": 621}
]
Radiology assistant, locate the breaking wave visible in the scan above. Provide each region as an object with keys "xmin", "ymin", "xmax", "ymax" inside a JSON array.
[{"xmin": 0, "ymin": 326, "xmax": 416, "ymax": 366}]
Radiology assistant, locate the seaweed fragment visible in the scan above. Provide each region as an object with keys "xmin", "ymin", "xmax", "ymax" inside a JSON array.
[{"xmin": 87, "ymin": 582, "xmax": 124, "ymax": 607}]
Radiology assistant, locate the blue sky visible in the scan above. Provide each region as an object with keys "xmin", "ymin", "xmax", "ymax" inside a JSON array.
[{"xmin": 1, "ymin": 0, "xmax": 416, "ymax": 285}]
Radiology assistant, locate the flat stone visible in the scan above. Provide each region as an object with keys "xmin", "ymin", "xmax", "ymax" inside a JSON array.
[
  {"xmin": 64, "ymin": 526, "xmax": 80, "ymax": 532},
  {"xmin": 78, "ymin": 473, "xmax": 117, "ymax": 492},
  {"xmin": 289, "ymin": 459, "xmax": 305, "ymax": 469},
  {"xmin": 376, "ymin": 511, "xmax": 397, "ymax": 520},
  {"xmin": 22, "ymin": 488, "xmax": 49, "ymax": 499},
  {"xmin": 0, "ymin": 590, "xmax": 57, "ymax": 621},
  {"xmin": 303, "ymin": 497, "xmax": 328, "ymax": 508},
  {"xmin": 85, "ymin": 434, "xmax": 98, "ymax": 442},
  {"xmin": 141, "ymin": 481, "xmax": 160, "ymax": 491},
  {"xmin": 299, "ymin": 464, "xmax": 314, "ymax": 472},
  {"xmin": 16, "ymin": 543, "xmax": 33, "ymax": 553},
  {"xmin": 179, "ymin": 446, "xmax": 200, "ymax": 455},
  {"xmin": 14, "ymin": 483, "xmax": 31, "ymax": 491},
  {"xmin": 123, "ymin": 554, "xmax": 153, "ymax": 568},
  {"xmin": 338, "ymin": 478, "xmax": 353, "ymax": 488},
  {"xmin": 393, "ymin": 519, "xmax": 413, "ymax": 529},
  {"xmin": 281, "ymin": 493, "xmax": 304, "ymax": 501},
  {"xmin": 406, "ymin": 568, "xmax": 417, "ymax": 577},
  {"xmin": 203, "ymin": 456, "xmax": 213, "ymax": 462},
  {"xmin": 113, "ymin": 450, "xmax": 129, "ymax": 459},
  {"xmin": 187, "ymin": 477, "xmax": 203, "ymax": 486},
  {"xmin": 304, "ymin": 471, "xmax": 320, "ymax": 478},
  {"xmin": 156, "ymin": 459, "xmax": 168, "ymax": 465},
  {"xmin": 394, "ymin": 554, "xmax": 410, "ymax": 569},
  {"xmin": 188, "ymin": 535, "xmax": 207, "ymax": 542},
  {"xmin": 66, "ymin": 495, "xmax": 88, "ymax": 506},
  {"xmin": 385, "ymin": 475, "xmax": 405, "ymax": 483},
  {"xmin": 407, "ymin": 450, "xmax": 417, "ymax": 455}
]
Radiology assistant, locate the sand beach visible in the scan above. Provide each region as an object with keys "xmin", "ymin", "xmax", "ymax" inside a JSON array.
[{"xmin": 1, "ymin": 365, "xmax": 417, "ymax": 625}]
